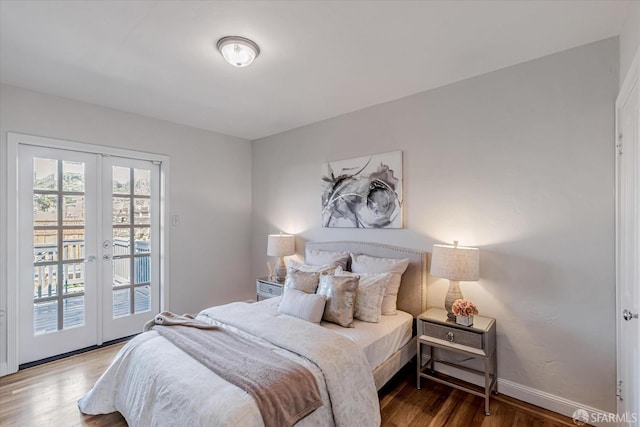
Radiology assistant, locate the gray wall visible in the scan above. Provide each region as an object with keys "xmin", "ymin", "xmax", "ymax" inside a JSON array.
[
  {"xmin": 0, "ymin": 84, "xmax": 254, "ymax": 368},
  {"xmin": 252, "ymin": 38, "xmax": 618, "ymax": 411},
  {"xmin": 620, "ymin": 0, "xmax": 639, "ymax": 86}
]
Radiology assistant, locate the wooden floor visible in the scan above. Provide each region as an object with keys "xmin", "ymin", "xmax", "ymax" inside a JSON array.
[
  {"xmin": 0, "ymin": 343, "xmax": 577, "ymax": 427},
  {"xmin": 378, "ymin": 365, "xmax": 577, "ymax": 427},
  {"xmin": 0, "ymin": 343, "xmax": 128, "ymax": 427}
]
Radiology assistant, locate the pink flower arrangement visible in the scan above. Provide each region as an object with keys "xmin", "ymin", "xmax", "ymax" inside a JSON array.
[{"xmin": 452, "ymin": 299, "xmax": 478, "ymax": 317}]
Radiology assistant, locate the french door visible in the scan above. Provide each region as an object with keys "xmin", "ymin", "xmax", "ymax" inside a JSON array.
[
  {"xmin": 18, "ymin": 144, "xmax": 160, "ymax": 364},
  {"xmin": 101, "ymin": 156, "xmax": 160, "ymax": 342}
]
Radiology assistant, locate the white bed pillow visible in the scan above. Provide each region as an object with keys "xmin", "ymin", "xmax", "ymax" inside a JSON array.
[
  {"xmin": 335, "ymin": 266, "xmax": 390, "ymax": 323},
  {"xmin": 287, "ymin": 259, "xmax": 338, "ymax": 274},
  {"xmin": 304, "ymin": 249, "xmax": 350, "ymax": 269},
  {"xmin": 278, "ymin": 289, "xmax": 327, "ymax": 324},
  {"xmin": 350, "ymin": 254, "xmax": 410, "ymax": 315}
]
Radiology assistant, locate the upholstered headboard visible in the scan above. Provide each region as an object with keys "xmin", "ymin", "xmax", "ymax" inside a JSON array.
[{"xmin": 305, "ymin": 241, "xmax": 427, "ymax": 317}]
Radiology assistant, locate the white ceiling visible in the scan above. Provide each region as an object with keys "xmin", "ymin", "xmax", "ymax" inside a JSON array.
[{"xmin": 0, "ymin": 0, "xmax": 631, "ymax": 140}]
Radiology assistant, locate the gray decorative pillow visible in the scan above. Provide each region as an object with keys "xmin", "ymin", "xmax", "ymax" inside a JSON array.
[
  {"xmin": 316, "ymin": 275, "xmax": 358, "ymax": 328},
  {"xmin": 335, "ymin": 266, "xmax": 390, "ymax": 323},
  {"xmin": 278, "ymin": 289, "xmax": 327, "ymax": 324},
  {"xmin": 304, "ymin": 249, "xmax": 350, "ymax": 270},
  {"xmin": 284, "ymin": 269, "xmax": 320, "ymax": 294}
]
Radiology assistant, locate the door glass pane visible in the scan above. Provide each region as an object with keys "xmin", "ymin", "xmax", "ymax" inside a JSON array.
[
  {"xmin": 62, "ymin": 161, "xmax": 84, "ymax": 192},
  {"xmin": 113, "ymin": 228, "xmax": 131, "ymax": 255},
  {"xmin": 62, "ymin": 229, "xmax": 85, "ymax": 260},
  {"xmin": 112, "ymin": 197, "xmax": 130, "ymax": 224},
  {"xmin": 113, "ymin": 289, "xmax": 131, "ymax": 318},
  {"xmin": 34, "ymin": 230, "xmax": 58, "ymax": 262},
  {"xmin": 33, "ymin": 265, "xmax": 57, "ymax": 298},
  {"xmin": 63, "ymin": 195, "xmax": 85, "ymax": 226},
  {"xmin": 109, "ymin": 163, "xmax": 154, "ymax": 321},
  {"xmin": 134, "ymin": 169, "xmax": 151, "ymax": 196},
  {"xmin": 134, "ymin": 285, "xmax": 150, "ymax": 313},
  {"xmin": 33, "ymin": 158, "xmax": 58, "ymax": 190},
  {"xmin": 33, "ymin": 194, "xmax": 58, "ymax": 226},
  {"xmin": 134, "ymin": 256, "xmax": 150, "ymax": 284},
  {"xmin": 63, "ymin": 296, "xmax": 85, "ymax": 329},
  {"xmin": 113, "ymin": 258, "xmax": 130, "ymax": 287},
  {"xmin": 63, "ymin": 263, "xmax": 84, "ymax": 294},
  {"xmin": 134, "ymin": 228, "xmax": 150, "ymax": 253},
  {"xmin": 133, "ymin": 199, "xmax": 150, "ymax": 225},
  {"xmin": 113, "ymin": 166, "xmax": 130, "ymax": 194},
  {"xmin": 34, "ymin": 300, "xmax": 57, "ymax": 334}
]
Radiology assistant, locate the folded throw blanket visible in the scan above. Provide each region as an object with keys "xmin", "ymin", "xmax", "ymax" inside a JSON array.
[
  {"xmin": 148, "ymin": 316, "xmax": 322, "ymax": 427},
  {"xmin": 143, "ymin": 311, "xmax": 218, "ymax": 331}
]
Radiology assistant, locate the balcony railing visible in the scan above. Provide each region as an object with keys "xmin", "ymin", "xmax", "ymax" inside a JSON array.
[{"xmin": 33, "ymin": 238, "xmax": 152, "ymax": 334}]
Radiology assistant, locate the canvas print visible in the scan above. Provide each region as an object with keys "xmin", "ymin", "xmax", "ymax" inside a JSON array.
[{"xmin": 321, "ymin": 151, "xmax": 402, "ymax": 228}]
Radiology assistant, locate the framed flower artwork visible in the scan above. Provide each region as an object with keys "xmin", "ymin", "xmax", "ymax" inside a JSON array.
[{"xmin": 321, "ymin": 151, "xmax": 403, "ymax": 228}]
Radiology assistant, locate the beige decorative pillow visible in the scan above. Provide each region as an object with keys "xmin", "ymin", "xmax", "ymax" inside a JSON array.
[
  {"xmin": 335, "ymin": 266, "xmax": 390, "ymax": 323},
  {"xmin": 304, "ymin": 249, "xmax": 350, "ymax": 270},
  {"xmin": 278, "ymin": 289, "xmax": 327, "ymax": 324},
  {"xmin": 287, "ymin": 259, "xmax": 338, "ymax": 274},
  {"xmin": 350, "ymin": 254, "xmax": 410, "ymax": 315},
  {"xmin": 316, "ymin": 275, "xmax": 358, "ymax": 328},
  {"xmin": 284, "ymin": 269, "xmax": 321, "ymax": 294}
]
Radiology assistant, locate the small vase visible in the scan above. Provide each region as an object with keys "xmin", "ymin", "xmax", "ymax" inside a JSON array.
[{"xmin": 456, "ymin": 315, "xmax": 473, "ymax": 326}]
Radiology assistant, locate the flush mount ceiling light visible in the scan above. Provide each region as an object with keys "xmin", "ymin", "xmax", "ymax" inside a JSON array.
[{"xmin": 216, "ymin": 36, "xmax": 260, "ymax": 68}]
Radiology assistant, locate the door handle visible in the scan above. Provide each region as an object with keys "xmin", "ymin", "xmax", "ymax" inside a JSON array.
[
  {"xmin": 623, "ymin": 309, "xmax": 638, "ymax": 321},
  {"xmin": 103, "ymin": 254, "xmax": 112, "ymax": 261},
  {"xmin": 83, "ymin": 256, "xmax": 96, "ymax": 263}
]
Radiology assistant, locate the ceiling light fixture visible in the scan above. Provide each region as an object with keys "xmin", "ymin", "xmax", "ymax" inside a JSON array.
[{"xmin": 216, "ymin": 36, "xmax": 260, "ymax": 68}]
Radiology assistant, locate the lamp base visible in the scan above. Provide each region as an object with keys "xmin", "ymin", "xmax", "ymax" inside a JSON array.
[
  {"xmin": 444, "ymin": 280, "xmax": 463, "ymax": 320},
  {"xmin": 273, "ymin": 256, "xmax": 287, "ymax": 283}
]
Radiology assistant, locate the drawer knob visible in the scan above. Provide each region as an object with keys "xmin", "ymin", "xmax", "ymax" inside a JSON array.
[
  {"xmin": 446, "ymin": 331, "xmax": 454, "ymax": 342},
  {"xmin": 268, "ymin": 288, "xmax": 273, "ymax": 293}
]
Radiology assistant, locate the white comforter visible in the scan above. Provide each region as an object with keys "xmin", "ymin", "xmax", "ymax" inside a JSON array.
[{"xmin": 78, "ymin": 302, "xmax": 381, "ymax": 427}]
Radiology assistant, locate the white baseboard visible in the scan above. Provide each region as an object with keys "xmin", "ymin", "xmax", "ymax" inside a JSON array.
[
  {"xmin": 0, "ymin": 362, "xmax": 7, "ymax": 377},
  {"xmin": 431, "ymin": 362, "xmax": 613, "ymax": 426},
  {"xmin": 498, "ymin": 377, "xmax": 612, "ymax": 427}
]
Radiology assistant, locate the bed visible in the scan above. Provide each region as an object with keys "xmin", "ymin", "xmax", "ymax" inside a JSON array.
[{"xmin": 79, "ymin": 241, "xmax": 427, "ymax": 427}]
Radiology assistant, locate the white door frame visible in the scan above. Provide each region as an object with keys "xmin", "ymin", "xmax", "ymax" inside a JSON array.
[
  {"xmin": 615, "ymin": 47, "xmax": 640, "ymax": 421},
  {"xmin": 5, "ymin": 132, "xmax": 170, "ymax": 374}
]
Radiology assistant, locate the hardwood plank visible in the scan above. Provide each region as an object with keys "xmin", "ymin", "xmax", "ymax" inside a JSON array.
[{"xmin": 0, "ymin": 345, "xmax": 580, "ymax": 427}]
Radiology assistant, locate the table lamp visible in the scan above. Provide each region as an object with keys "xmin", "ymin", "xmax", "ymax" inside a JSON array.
[
  {"xmin": 431, "ymin": 240, "xmax": 480, "ymax": 319},
  {"xmin": 267, "ymin": 233, "xmax": 295, "ymax": 283}
]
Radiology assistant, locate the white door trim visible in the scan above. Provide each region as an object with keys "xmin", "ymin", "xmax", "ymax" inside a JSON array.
[
  {"xmin": 5, "ymin": 132, "xmax": 170, "ymax": 374},
  {"xmin": 6, "ymin": 135, "xmax": 19, "ymax": 375}
]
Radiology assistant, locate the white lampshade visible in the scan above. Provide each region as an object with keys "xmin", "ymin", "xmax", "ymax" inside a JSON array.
[
  {"xmin": 267, "ymin": 234, "xmax": 295, "ymax": 257},
  {"xmin": 217, "ymin": 36, "xmax": 260, "ymax": 68},
  {"xmin": 431, "ymin": 242, "xmax": 479, "ymax": 281}
]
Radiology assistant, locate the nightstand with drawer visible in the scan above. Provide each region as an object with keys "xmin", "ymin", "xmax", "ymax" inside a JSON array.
[
  {"xmin": 417, "ymin": 307, "xmax": 497, "ymax": 415},
  {"xmin": 256, "ymin": 277, "xmax": 284, "ymax": 300}
]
